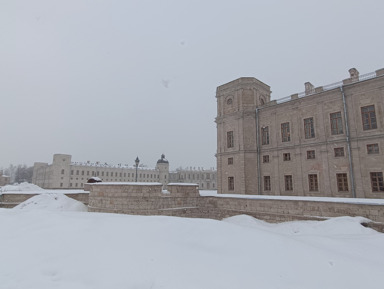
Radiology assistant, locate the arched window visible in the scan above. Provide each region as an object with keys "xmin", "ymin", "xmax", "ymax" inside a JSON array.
[
  {"xmin": 226, "ymin": 98, "xmax": 233, "ymax": 105},
  {"xmin": 260, "ymin": 98, "xmax": 265, "ymax": 105}
]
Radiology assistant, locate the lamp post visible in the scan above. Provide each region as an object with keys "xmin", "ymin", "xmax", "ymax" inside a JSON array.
[{"xmin": 135, "ymin": 156, "xmax": 140, "ymax": 182}]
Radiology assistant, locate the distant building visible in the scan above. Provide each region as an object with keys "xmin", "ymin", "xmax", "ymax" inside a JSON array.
[
  {"xmin": 0, "ymin": 170, "xmax": 10, "ymax": 187},
  {"xmin": 216, "ymin": 67, "xmax": 384, "ymax": 198},
  {"xmin": 32, "ymin": 154, "xmax": 216, "ymax": 190},
  {"xmin": 169, "ymin": 167, "xmax": 217, "ymax": 190}
]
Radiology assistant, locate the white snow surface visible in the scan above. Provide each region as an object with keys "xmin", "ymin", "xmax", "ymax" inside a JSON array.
[
  {"xmin": 200, "ymin": 190, "xmax": 384, "ymax": 205},
  {"xmin": 0, "ymin": 195, "xmax": 383, "ymax": 289},
  {"xmin": 13, "ymin": 193, "xmax": 88, "ymax": 212},
  {"xmin": 0, "ymin": 182, "xmax": 44, "ymax": 192}
]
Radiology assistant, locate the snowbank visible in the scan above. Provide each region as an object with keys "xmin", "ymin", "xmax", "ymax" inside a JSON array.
[
  {"xmin": 1, "ymin": 182, "xmax": 44, "ymax": 192},
  {"xmin": 13, "ymin": 193, "xmax": 88, "ymax": 212},
  {"xmin": 0, "ymin": 211, "xmax": 382, "ymax": 289}
]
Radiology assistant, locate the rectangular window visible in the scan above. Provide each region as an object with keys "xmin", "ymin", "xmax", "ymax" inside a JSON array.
[
  {"xmin": 261, "ymin": 126, "xmax": 269, "ymax": 145},
  {"xmin": 307, "ymin": 150, "xmax": 315, "ymax": 159},
  {"xmin": 330, "ymin": 112, "xmax": 343, "ymax": 135},
  {"xmin": 227, "ymin": 131, "xmax": 234, "ymax": 148},
  {"xmin": 361, "ymin": 105, "xmax": 377, "ymax": 130},
  {"xmin": 87, "ymin": 171, "xmax": 90, "ymax": 176},
  {"xmin": 283, "ymin": 153, "xmax": 291, "ymax": 161},
  {"xmin": 334, "ymin": 147, "xmax": 345, "ymax": 157},
  {"xmin": 284, "ymin": 175, "xmax": 293, "ymax": 191},
  {"xmin": 228, "ymin": 177, "xmax": 234, "ymax": 191},
  {"xmin": 308, "ymin": 174, "xmax": 318, "ymax": 191},
  {"xmin": 60, "ymin": 183, "xmax": 63, "ymax": 187},
  {"xmin": 263, "ymin": 155, "xmax": 270, "ymax": 163},
  {"xmin": 264, "ymin": 176, "xmax": 271, "ymax": 191},
  {"xmin": 76, "ymin": 170, "xmax": 79, "ymax": 175},
  {"xmin": 228, "ymin": 157, "xmax": 233, "ymax": 165},
  {"xmin": 281, "ymin": 122, "xmax": 290, "ymax": 142},
  {"xmin": 370, "ymin": 172, "xmax": 384, "ymax": 192},
  {"xmin": 81, "ymin": 171, "xmax": 84, "ymax": 176},
  {"xmin": 71, "ymin": 170, "xmax": 74, "ymax": 175},
  {"xmin": 336, "ymin": 173, "xmax": 349, "ymax": 192},
  {"xmin": 304, "ymin": 117, "xmax": 315, "ymax": 139},
  {"xmin": 367, "ymin": 144, "xmax": 379, "ymax": 154}
]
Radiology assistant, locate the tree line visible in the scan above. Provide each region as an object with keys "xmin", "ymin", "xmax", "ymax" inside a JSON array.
[{"xmin": 1, "ymin": 164, "xmax": 34, "ymax": 184}]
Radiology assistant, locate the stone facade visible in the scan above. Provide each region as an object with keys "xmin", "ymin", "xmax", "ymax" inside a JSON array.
[
  {"xmin": 32, "ymin": 154, "xmax": 216, "ymax": 190},
  {"xmin": 216, "ymin": 68, "xmax": 384, "ymax": 198}
]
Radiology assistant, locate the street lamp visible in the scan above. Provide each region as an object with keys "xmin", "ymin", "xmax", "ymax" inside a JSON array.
[{"xmin": 135, "ymin": 156, "xmax": 140, "ymax": 182}]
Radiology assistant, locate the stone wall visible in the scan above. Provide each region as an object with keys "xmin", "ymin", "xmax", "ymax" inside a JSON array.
[{"xmin": 87, "ymin": 183, "xmax": 384, "ymax": 232}]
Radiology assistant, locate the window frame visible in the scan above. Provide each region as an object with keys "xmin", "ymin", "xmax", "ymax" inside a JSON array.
[
  {"xmin": 334, "ymin": 147, "xmax": 345, "ymax": 157},
  {"xmin": 308, "ymin": 174, "xmax": 319, "ymax": 191},
  {"xmin": 361, "ymin": 105, "xmax": 377, "ymax": 130},
  {"xmin": 263, "ymin": 155, "xmax": 270, "ymax": 163},
  {"xmin": 283, "ymin": 153, "xmax": 291, "ymax": 161},
  {"xmin": 370, "ymin": 172, "xmax": 384, "ymax": 192},
  {"xmin": 367, "ymin": 144, "xmax": 379, "ymax": 154},
  {"xmin": 264, "ymin": 176, "xmax": 271, "ymax": 191},
  {"xmin": 330, "ymin": 112, "xmax": 343, "ymax": 135},
  {"xmin": 281, "ymin": 122, "xmax": 291, "ymax": 142},
  {"xmin": 304, "ymin": 117, "xmax": 315, "ymax": 139},
  {"xmin": 307, "ymin": 150, "xmax": 315, "ymax": 159},
  {"xmin": 261, "ymin": 126, "xmax": 269, "ymax": 145},
  {"xmin": 336, "ymin": 173, "xmax": 349, "ymax": 192},
  {"xmin": 227, "ymin": 131, "xmax": 234, "ymax": 148},
  {"xmin": 228, "ymin": 176, "xmax": 235, "ymax": 191},
  {"xmin": 284, "ymin": 175, "xmax": 293, "ymax": 191}
]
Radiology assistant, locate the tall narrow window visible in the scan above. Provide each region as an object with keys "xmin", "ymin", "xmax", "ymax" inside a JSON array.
[
  {"xmin": 227, "ymin": 131, "xmax": 234, "ymax": 148},
  {"xmin": 308, "ymin": 174, "xmax": 318, "ymax": 191},
  {"xmin": 361, "ymin": 105, "xmax": 377, "ymax": 130},
  {"xmin": 304, "ymin": 117, "xmax": 315, "ymax": 139},
  {"xmin": 370, "ymin": 172, "xmax": 384, "ymax": 192},
  {"xmin": 264, "ymin": 176, "xmax": 271, "ymax": 191},
  {"xmin": 330, "ymin": 112, "xmax": 343, "ymax": 135},
  {"xmin": 336, "ymin": 173, "xmax": 349, "ymax": 192},
  {"xmin": 261, "ymin": 126, "xmax": 269, "ymax": 145},
  {"xmin": 284, "ymin": 175, "xmax": 293, "ymax": 191},
  {"xmin": 228, "ymin": 177, "xmax": 235, "ymax": 191},
  {"xmin": 281, "ymin": 122, "xmax": 290, "ymax": 142}
]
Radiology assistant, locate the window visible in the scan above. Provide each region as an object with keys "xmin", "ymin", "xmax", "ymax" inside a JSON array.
[
  {"xmin": 87, "ymin": 171, "xmax": 90, "ymax": 176},
  {"xmin": 367, "ymin": 144, "xmax": 379, "ymax": 154},
  {"xmin": 228, "ymin": 177, "xmax": 234, "ymax": 191},
  {"xmin": 283, "ymin": 153, "xmax": 291, "ymax": 161},
  {"xmin": 227, "ymin": 131, "xmax": 234, "ymax": 148},
  {"xmin": 60, "ymin": 183, "xmax": 63, "ymax": 187},
  {"xmin": 261, "ymin": 126, "xmax": 269, "ymax": 145},
  {"xmin": 336, "ymin": 173, "xmax": 349, "ymax": 192},
  {"xmin": 308, "ymin": 174, "xmax": 318, "ymax": 191},
  {"xmin": 61, "ymin": 169, "xmax": 64, "ymax": 174},
  {"xmin": 281, "ymin": 122, "xmax": 290, "ymax": 142},
  {"xmin": 334, "ymin": 147, "xmax": 345, "ymax": 157},
  {"xmin": 264, "ymin": 176, "xmax": 271, "ymax": 191},
  {"xmin": 76, "ymin": 170, "xmax": 79, "ymax": 175},
  {"xmin": 285, "ymin": 175, "xmax": 293, "ymax": 191},
  {"xmin": 120, "ymin": 173, "xmax": 122, "ymax": 177},
  {"xmin": 71, "ymin": 170, "xmax": 74, "ymax": 175},
  {"xmin": 361, "ymin": 105, "xmax": 377, "ymax": 130},
  {"xmin": 330, "ymin": 112, "xmax": 343, "ymax": 135},
  {"xmin": 307, "ymin": 150, "xmax": 315, "ymax": 159},
  {"xmin": 102, "ymin": 172, "xmax": 104, "ymax": 176},
  {"xmin": 226, "ymin": 98, "xmax": 233, "ymax": 105},
  {"xmin": 82, "ymin": 171, "xmax": 84, "ymax": 175},
  {"xmin": 304, "ymin": 117, "xmax": 315, "ymax": 139},
  {"xmin": 263, "ymin": 155, "xmax": 270, "ymax": 163},
  {"xmin": 370, "ymin": 172, "xmax": 384, "ymax": 192}
]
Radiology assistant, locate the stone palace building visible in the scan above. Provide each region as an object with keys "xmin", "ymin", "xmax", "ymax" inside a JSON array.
[
  {"xmin": 216, "ymin": 67, "xmax": 384, "ymax": 198},
  {"xmin": 32, "ymin": 154, "xmax": 216, "ymax": 190}
]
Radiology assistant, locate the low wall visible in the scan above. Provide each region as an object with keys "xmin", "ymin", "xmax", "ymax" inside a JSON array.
[{"xmin": 87, "ymin": 183, "xmax": 384, "ymax": 232}]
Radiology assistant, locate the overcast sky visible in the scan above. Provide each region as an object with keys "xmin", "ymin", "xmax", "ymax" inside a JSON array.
[{"xmin": 1, "ymin": 0, "xmax": 383, "ymax": 170}]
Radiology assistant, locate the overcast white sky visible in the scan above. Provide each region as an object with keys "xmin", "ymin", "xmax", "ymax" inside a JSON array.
[{"xmin": 1, "ymin": 0, "xmax": 383, "ymax": 170}]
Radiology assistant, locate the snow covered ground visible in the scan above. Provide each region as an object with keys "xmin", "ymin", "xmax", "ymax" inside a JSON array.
[{"xmin": 0, "ymin": 195, "xmax": 383, "ymax": 289}]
